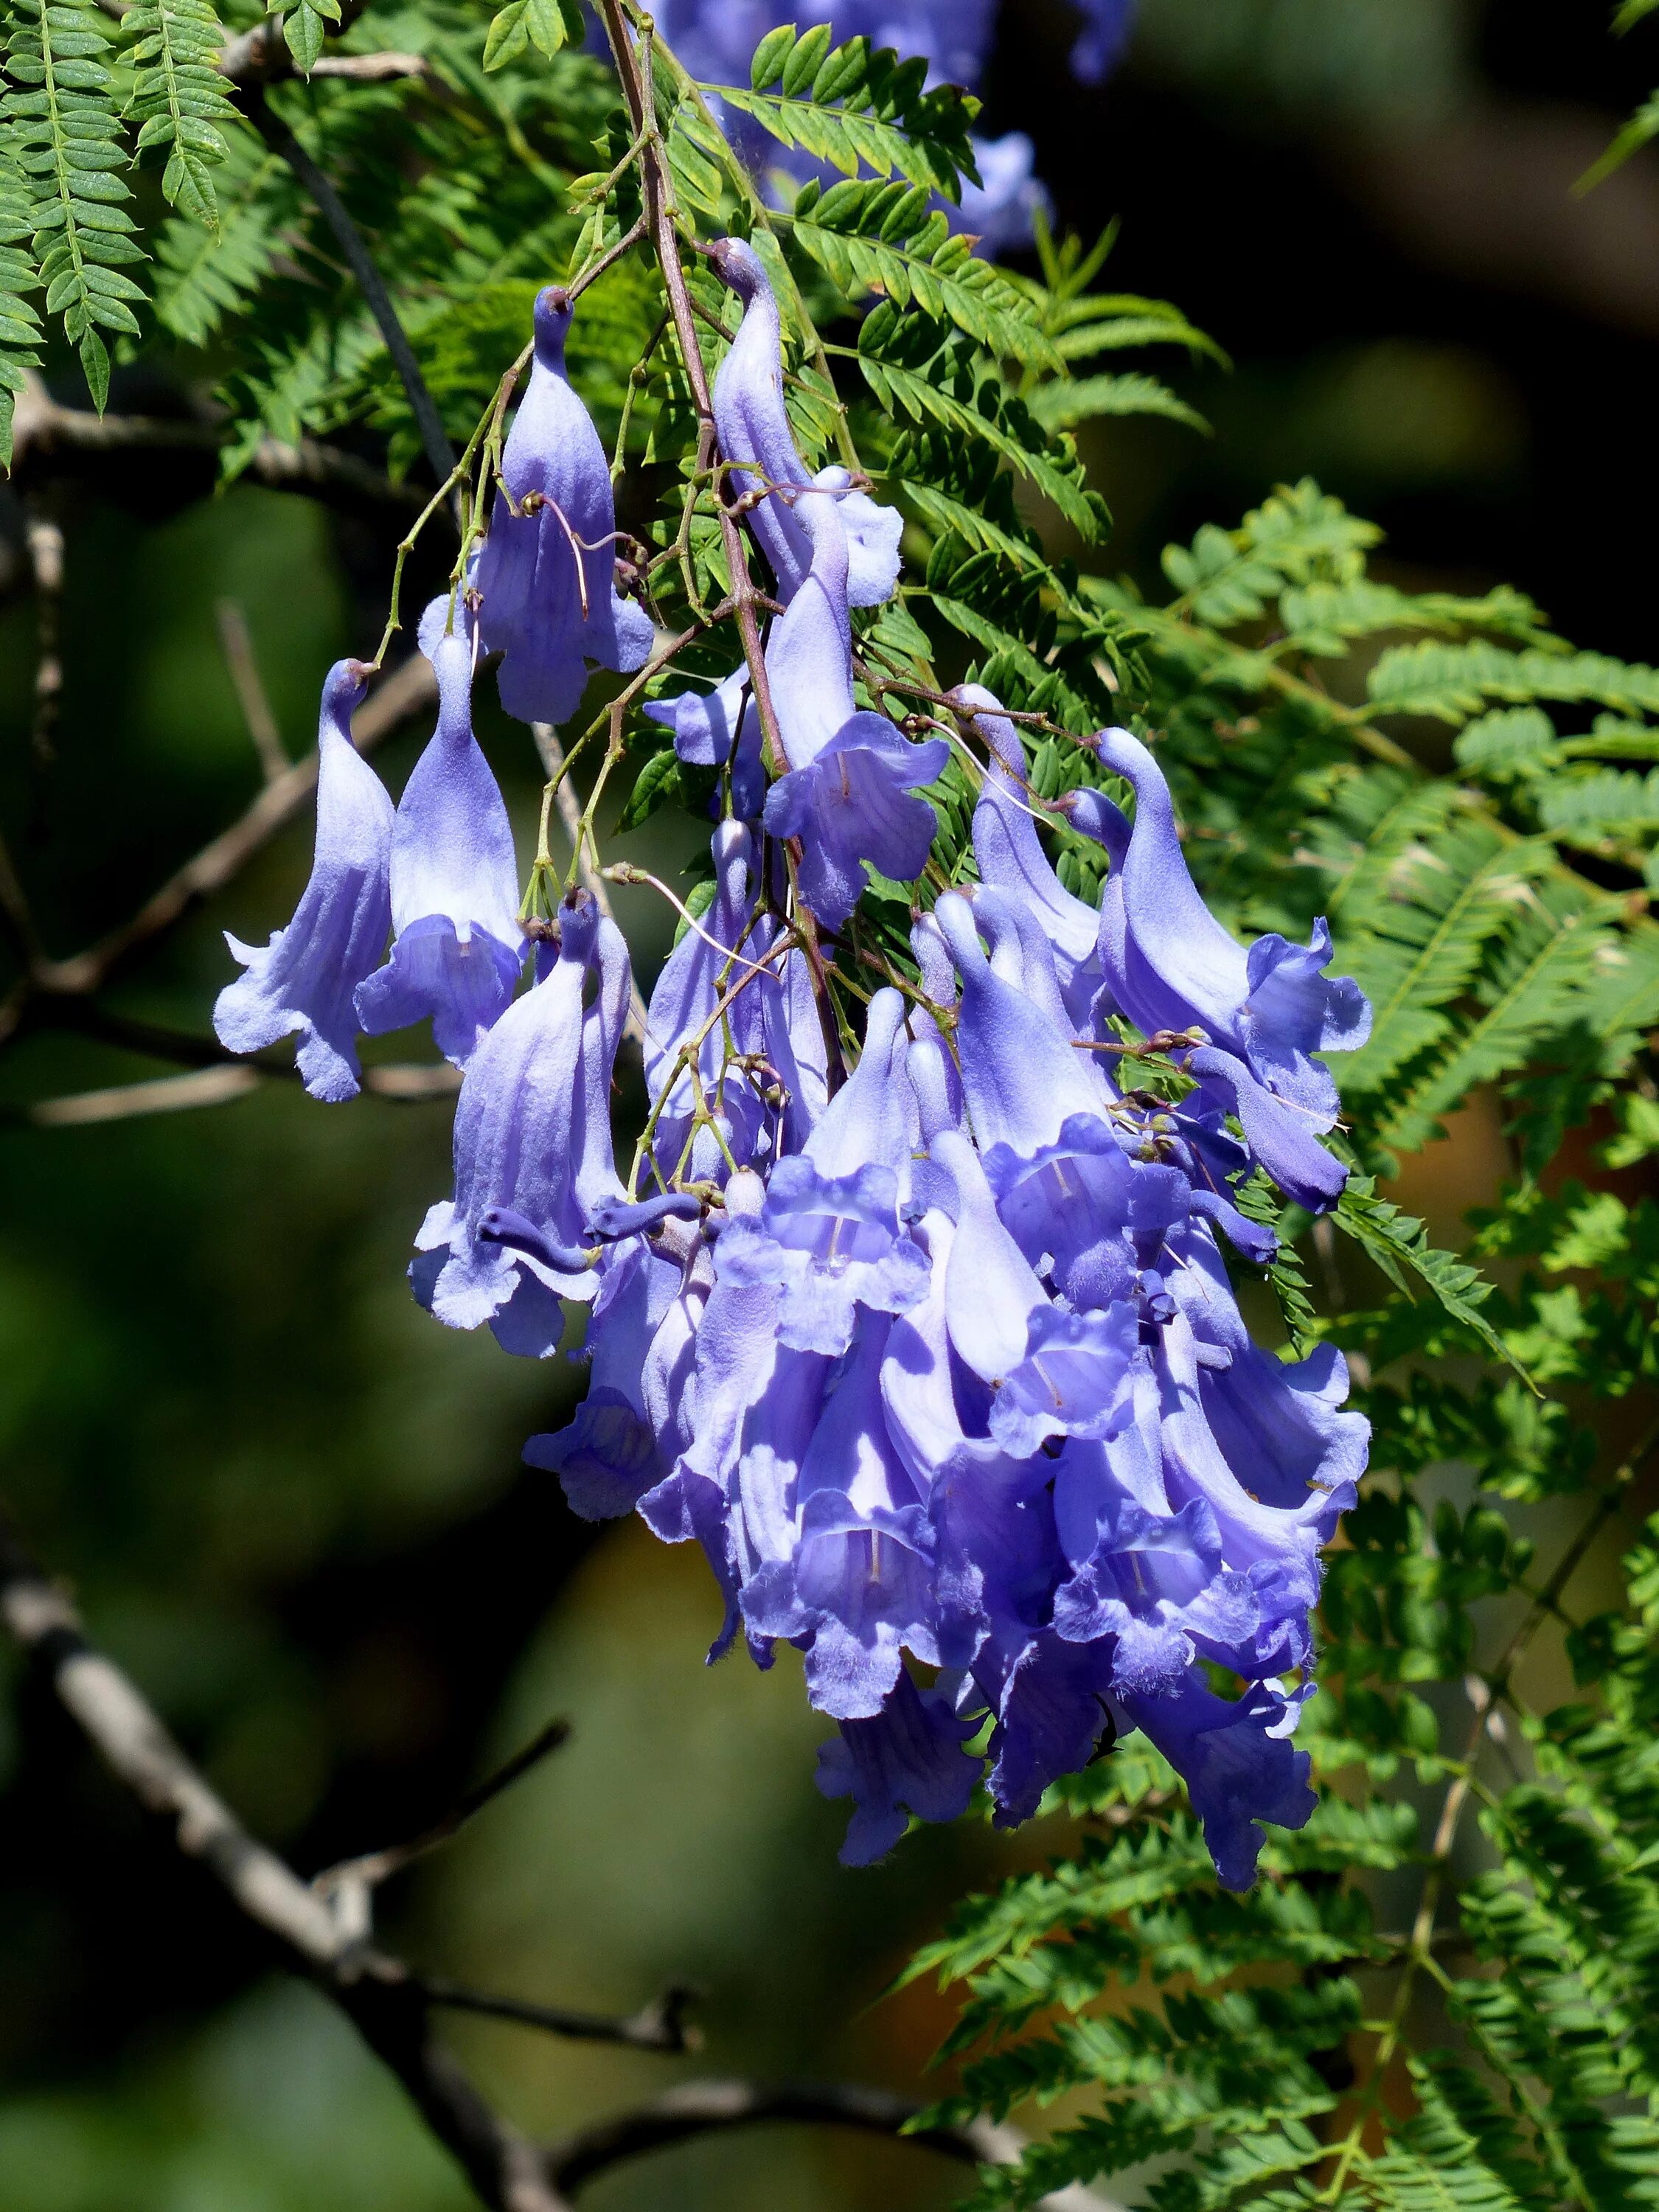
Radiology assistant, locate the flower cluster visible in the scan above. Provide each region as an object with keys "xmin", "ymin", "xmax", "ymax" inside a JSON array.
[{"xmin": 215, "ymin": 248, "xmax": 1370, "ymax": 1891}]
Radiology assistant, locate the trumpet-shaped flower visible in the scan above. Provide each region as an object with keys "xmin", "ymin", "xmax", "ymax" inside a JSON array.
[
  {"xmin": 214, "ymin": 660, "xmax": 392, "ymax": 1103},
  {"xmin": 762, "ymin": 493, "xmax": 946, "ymax": 927},
  {"xmin": 355, "ymin": 627, "xmax": 524, "ymax": 1065},
  {"xmin": 709, "ymin": 238, "xmax": 902, "ymax": 608},
  {"xmin": 476, "ymin": 287, "xmax": 655, "ymax": 728},
  {"xmin": 413, "ymin": 892, "xmax": 628, "ymax": 1356},
  {"xmin": 1088, "ymin": 725, "xmax": 1369, "ymax": 1206},
  {"xmin": 716, "ymin": 991, "xmax": 930, "ymax": 1354}
]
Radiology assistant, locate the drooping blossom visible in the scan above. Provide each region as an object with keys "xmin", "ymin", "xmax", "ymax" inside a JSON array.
[
  {"xmin": 476, "ymin": 287, "xmax": 655, "ymax": 728},
  {"xmin": 413, "ymin": 891, "xmax": 629, "ymax": 1356},
  {"xmin": 714, "ymin": 990, "xmax": 930, "ymax": 1355},
  {"xmin": 762, "ymin": 490, "xmax": 947, "ymax": 927},
  {"xmin": 643, "ymin": 664, "xmax": 767, "ymax": 821},
  {"xmin": 641, "ymin": 820, "xmax": 827, "ymax": 1180},
  {"xmin": 1085, "ymin": 725, "xmax": 1371, "ymax": 1209},
  {"xmin": 708, "ymin": 238, "xmax": 902, "ymax": 610},
  {"xmin": 214, "ymin": 659, "xmax": 392, "ymax": 1104},
  {"xmin": 355, "ymin": 617, "xmax": 524, "ymax": 1065}
]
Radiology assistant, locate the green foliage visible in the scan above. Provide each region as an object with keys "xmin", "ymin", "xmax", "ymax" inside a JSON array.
[
  {"xmin": 0, "ymin": 128, "xmax": 44, "ymax": 464},
  {"xmin": 124, "ymin": 0, "xmax": 242, "ymax": 228},
  {"xmin": 714, "ymin": 24, "xmax": 980, "ymax": 195},
  {"xmin": 0, "ymin": 0, "xmax": 143, "ymax": 411}
]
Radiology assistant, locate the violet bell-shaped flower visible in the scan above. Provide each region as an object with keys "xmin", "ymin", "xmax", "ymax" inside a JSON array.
[
  {"xmin": 816, "ymin": 1669, "xmax": 981, "ymax": 1867},
  {"xmin": 525, "ymin": 1209, "xmax": 712, "ymax": 1521},
  {"xmin": 413, "ymin": 891, "xmax": 629, "ymax": 1356},
  {"xmin": 643, "ymin": 664, "xmax": 767, "ymax": 821},
  {"xmin": 953, "ymin": 684, "xmax": 1106, "ymax": 1028},
  {"xmin": 1087, "ymin": 724, "xmax": 1371, "ymax": 1208},
  {"xmin": 214, "ymin": 659, "xmax": 392, "ymax": 1104},
  {"xmin": 476, "ymin": 286, "xmax": 654, "ymax": 727},
  {"xmin": 715, "ymin": 988, "xmax": 930, "ymax": 1354},
  {"xmin": 642, "ymin": 821, "xmax": 782, "ymax": 1180},
  {"xmin": 708, "ymin": 236, "xmax": 902, "ymax": 608},
  {"xmin": 355, "ymin": 622, "xmax": 524, "ymax": 1065},
  {"xmin": 742, "ymin": 1312, "xmax": 943, "ymax": 1721},
  {"xmin": 762, "ymin": 493, "xmax": 947, "ymax": 928}
]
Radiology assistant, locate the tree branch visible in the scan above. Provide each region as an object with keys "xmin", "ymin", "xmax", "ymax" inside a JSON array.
[
  {"xmin": 4, "ymin": 375, "xmax": 422, "ymax": 518},
  {"xmin": 0, "ymin": 1509, "xmax": 613, "ymax": 2212},
  {"xmin": 546, "ymin": 2077, "xmax": 1128, "ymax": 2211}
]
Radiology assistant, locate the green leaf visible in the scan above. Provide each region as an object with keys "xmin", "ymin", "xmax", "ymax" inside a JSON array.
[
  {"xmin": 749, "ymin": 22, "xmax": 797, "ymax": 89},
  {"xmin": 1335, "ymin": 1173, "xmax": 1534, "ymax": 1382},
  {"xmin": 1026, "ymin": 369, "xmax": 1209, "ymax": 435},
  {"xmin": 483, "ymin": 0, "xmax": 573, "ymax": 71}
]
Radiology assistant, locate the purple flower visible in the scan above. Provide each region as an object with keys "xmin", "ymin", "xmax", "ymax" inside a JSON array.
[
  {"xmin": 413, "ymin": 891, "xmax": 628, "ymax": 1356},
  {"xmin": 954, "ymin": 686, "xmax": 1105, "ymax": 1028},
  {"xmin": 643, "ymin": 664, "xmax": 768, "ymax": 820},
  {"xmin": 956, "ymin": 133, "xmax": 1051, "ymax": 254},
  {"xmin": 525, "ymin": 1213, "xmax": 712, "ymax": 1519},
  {"xmin": 476, "ymin": 287, "xmax": 655, "ymax": 728},
  {"xmin": 709, "ymin": 238, "xmax": 902, "ymax": 609},
  {"xmin": 1068, "ymin": 0, "xmax": 1135, "ymax": 83},
  {"xmin": 716, "ymin": 990, "xmax": 930, "ymax": 1354},
  {"xmin": 761, "ymin": 491, "xmax": 947, "ymax": 928},
  {"xmin": 214, "ymin": 660, "xmax": 392, "ymax": 1103},
  {"xmin": 931, "ymin": 1128, "xmax": 1141, "ymax": 1458},
  {"xmin": 1088, "ymin": 725, "xmax": 1370, "ymax": 1207},
  {"xmin": 642, "ymin": 822, "xmax": 828, "ymax": 1180},
  {"xmin": 1115, "ymin": 1673, "xmax": 1315, "ymax": 1893},
  {"xmin": 743, "ymin": 1313, "xmax": 942, "ymax": 1719},
  {"xmin": 815, "ymin": 1668, "xmax": 981, "ymax": 1865},
  {"xmin": 354, "ymin": 624, "xmax": 524, "ymax": 1065}
]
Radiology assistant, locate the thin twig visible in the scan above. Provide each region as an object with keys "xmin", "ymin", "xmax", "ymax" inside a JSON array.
[
  {"xmin": 215, "ymin": 599, "xmax": 289, "ymax": 784},
  {"xmin": 246, "ymin": 89, "xmax": 459, "ymax": 509},
  {"xmin": 417, "ymin": 1978, "xmax": 700, "ymax": 2056},
  {"xmin": 545, "ymin": 2077, "xmax": 1127, "ymax": 2211},
  {"xmin": 316, "ymin": 1719, "xmax": 572, "ymax": 1897},
  {"xmin": 530, "ymin": 723, "xmax": 649, "ymax": 1044}
]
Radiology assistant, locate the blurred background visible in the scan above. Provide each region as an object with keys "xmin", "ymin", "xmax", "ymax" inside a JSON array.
[{"xmin": 0, "ymin": 0, "xmax": 1652, "ymax": 2205}]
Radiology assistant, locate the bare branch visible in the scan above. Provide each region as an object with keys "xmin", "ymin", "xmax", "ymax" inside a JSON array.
[
  {"xmin": 216, "ymin": 0, "xmax": 375, "ymax": 84},
  {"xmin": 546, "ymin": 2078, "xmax": 1129, "ymax": 2211},
  {"xmin": 20, "ymin": 1065, "xmax": 262, "ymax": 1127},
  {"xmin": 215, "ymin": 599, "xmax": 290, "ymax": 785},
  {"xmin": 0, "ymin": 1507, "xmax": 569, "ymax": 2212},
  {"xmin": 25, "ymin": 502, "xmax": 64, "ymax": 774},
  {"xmin": 310, "ymin": 49, "xmax": 429, "ymax": 80},
  {"xmin": 7, "ymin": 1057, "xmax": 460, "ymax": 1129},
  {"xmin": 5, "ymin": 376, "xmax": 420, "ymax": 518}
]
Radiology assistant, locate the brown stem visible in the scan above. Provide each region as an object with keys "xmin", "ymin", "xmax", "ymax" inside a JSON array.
[{"xmin": 594, "ymin": 0, "xmax": 846, "ymax": 1091}]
